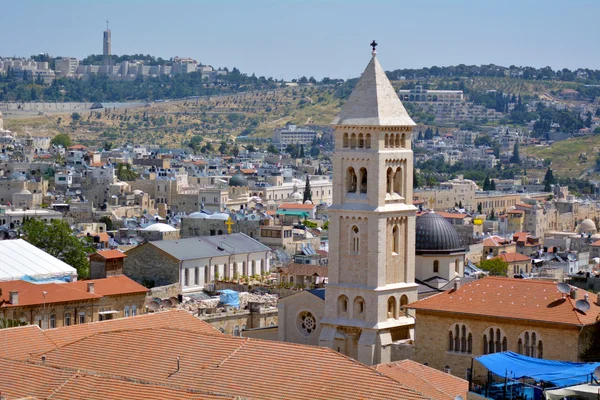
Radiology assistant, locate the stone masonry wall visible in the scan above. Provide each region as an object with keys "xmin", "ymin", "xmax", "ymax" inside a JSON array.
[{"xmin": 124, "ymin": 244, "xmax": 179, "ymax": 287}]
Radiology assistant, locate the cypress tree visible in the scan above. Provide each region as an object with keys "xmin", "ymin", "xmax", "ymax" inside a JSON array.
[
  {"xmin": 303, "ymin": 175, "xmax": 312, "ymax": 203},
  {"xmin": 483, "ymin": 176, "xmax": 490, "ymax": 191}
]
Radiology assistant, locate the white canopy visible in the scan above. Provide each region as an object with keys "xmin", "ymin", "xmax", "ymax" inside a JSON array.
[
  {"xmin": 545, "ymin": 384, "xmax": 600, "ymax": 400},
  {"xmin": 0, "ymin": 239, "xmax": 77, "ymax": 282}
]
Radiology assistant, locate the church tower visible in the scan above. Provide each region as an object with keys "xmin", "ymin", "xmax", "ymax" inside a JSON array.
[{"xmin": 318, "ymin": 44, "xmax": 418, "ymax": 365}]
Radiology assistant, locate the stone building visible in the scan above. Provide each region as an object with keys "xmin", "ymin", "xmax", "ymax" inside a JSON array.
[
  {"xmin": 89, "ymin": 249, "xmax": 126, "ymax": 279},
  {"xmin": 279, "ymin": 48, "xmax": 419, "ymax": 366},
  {"xmin": 124, "ymin": 233, "xmax": 271, "ymax": 291},
  {"xmin": 408, "ymin": 277, "xmax": 599, "ymax": 379}
]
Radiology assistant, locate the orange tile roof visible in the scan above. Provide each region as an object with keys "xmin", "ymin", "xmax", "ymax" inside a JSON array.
[
  {"xmin": 95, "ymin": 249, "xmax": 127, "ymax": 259},
  {"xmin": 483, "ymin": 235, "xmax": 512, "ymax": 247},
  {"xmin": 590, "ymin": 239, "xmax": 600, "ymax": 247},
  {"xmin": 278, "ymin": 203, "xmax": 316, "ymax": 210},
  {"xmin": 409, "ymin": 276, "xmax": 600, "ymax": 326},
  {"xmin": 240, "ymin": 168, "xmax": 256, "ymax": 174},
  {"xmin": 92, "ymin": 232, "xmax": 110, "ymax": 242},
  {"xmin": 516, "ymin": 202, "xmax": 533, "ymax": 209},
  {"xmin": 375, "ymin": 359, "xmax": 468, "ymax": 400},
  {"xmin": 0, "ymin": 280, "xmax": 101, "ymax": 308},
  {"xmin": 68, "ymin": 275, "xmax": 147, "ymax": 297},
  {"xmin": 89, "ymin": 161, "xmax": 104, "ymax": 167},
  {"xmin": 436, "ymin": 211, "xmax": 468, "ymax": 219},
  {"xmin": 508, "ymin": 210, "xmax": 525, "ymax": 215},
  {"xmin": 495, "ymin": 252, "xmax": 532, "ymax": 263},
  {"xmin": 0, "ymin": 325, "xmax": 55, "ymax": 361},
  {"xmin": 0, "ymin": 310, "xmax": 425, "ymax": 400},
  {"xmin": 68, "ymin": 144, "xmax": 87, "ymax": 150}
]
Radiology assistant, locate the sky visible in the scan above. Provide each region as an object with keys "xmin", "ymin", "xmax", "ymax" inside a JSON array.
[{"xmin": 2, "ymin": 0, "xmax": 599, "ymax": 80}]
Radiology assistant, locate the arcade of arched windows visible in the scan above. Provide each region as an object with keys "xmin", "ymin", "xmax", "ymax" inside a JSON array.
[
  {"xmin": 517, "ymin": 331, "xmax": 543, "ymax": 359},
  {"xmin": 385, "ymin": 159, "xmax": 407, "ymax": 199},
  {"xmin": 383, "ymin": 133, "xmax": 407, "ymax": 149},
  {"xmin": 343, "ymin": 158, "xmax": 370, "ymax": 195},
  {"xmin": 387, "ymin": 216, "xmax": 407, "ymax": 255},
  {"xmin": 448, "ymin": 323, "xmax": 473, "ymax": 354},
  {"xmin": 342, "ymin": 132, "xmax": 372, "ymax": 149},
  {"xmin": 482, "ymin": 327, "xmax": 508, "ymax": 355}
]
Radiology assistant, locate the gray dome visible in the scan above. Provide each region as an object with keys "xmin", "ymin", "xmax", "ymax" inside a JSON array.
[
  {"xmin": 229, "ymin": 172, "xmax": 248, "ymax": 187},
  {"xmin": 415, "ymin": 212, "xmax": 464, "ymax": 252}
]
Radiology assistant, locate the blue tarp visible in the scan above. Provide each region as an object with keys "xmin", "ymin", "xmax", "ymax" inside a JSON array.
[
  {"xmin": 476, "ymin": 351, "xmax": 600, "ymax": 387},
  {"xmin": 219, "ymin": 289, "xmax": 240, "ymax": 308}
]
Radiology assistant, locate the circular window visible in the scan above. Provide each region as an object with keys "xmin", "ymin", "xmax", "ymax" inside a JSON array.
[{"xmin": 297, "ymin": 311, "xmax": 317, "ymax": 336}]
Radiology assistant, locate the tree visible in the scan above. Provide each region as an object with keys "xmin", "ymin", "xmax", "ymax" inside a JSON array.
[
  {"xmin": 246, "ymin": 144, "xmax": 256, "ymax": 153},
  {"xmin": 116, "ymin": 163, "xmax": 138, "ymax": 181},
  {"xmin": 477, "ymin": 202, "xmax": 483, "ymax": 214},
  {"xmin": 510, "ymin": 142, "xmax": 520, "ymax": 164},
  {"xmin": 21, "ymin": 219, "xmax": 93, "ymax": 279},
  {"xmin": 303, "ymin": 175, "xmax": 312, "ymax": 203},
  {"xmin": 490, "ymin": 179, "xmax": 496, "ymax": 191},
  {"xmin": 71, "ymin": 112, "xmax": 81, "ymax": 121},
  {"xmin": 483, "ymin": 176, "xmax": 490, "ymax": 191},
  {"xmin": 299, "ymin": 144, "xmax": 305, "ymax": 158},
  {"xmin": 413, "ymin": 169, "xmax": 422, "ymax": 189},
  {"xmin": 51, "ymin": 133, "xmax": 73, "ymax": 149},
  {"xmin": 99, "ymin": 216, "xmax": 114, "ymax": 231},
  {"xmin": 488, "ymin": 208, "xmax": 496, "ymax": 220},
  {"xmin": 543, "ymin": 167, "xmax": 555, "ymax": 192},
  {"xmin": 478, "ymin": 257, "xmax": 508, "ymax": 276},
  {"xmin": 267, "ymin": 144, "xmax": 279, "ymax": 154}
]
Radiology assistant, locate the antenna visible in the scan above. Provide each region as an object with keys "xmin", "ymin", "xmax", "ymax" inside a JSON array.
[
  {"xmin": 106, "ymin": 19, "xmax": 109, "ymax": 31},
  {"xmin": 557, "ymin": 282, "xmax": 570, "ymax": 296},
  {"xmin": 567, "ymin": 253, "xmax": 577, "ymax": 262}
]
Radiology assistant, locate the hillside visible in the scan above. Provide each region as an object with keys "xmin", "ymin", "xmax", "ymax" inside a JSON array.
[{"xmin": 524, "ymin": 136, "xmax": 600, "ymax": 179}]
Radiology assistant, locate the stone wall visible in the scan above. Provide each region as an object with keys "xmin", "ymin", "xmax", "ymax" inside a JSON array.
[
  {"xmin": 198, "ymin": 306, "xmax": 278, "ymax": 336},
  {"xmin": 214, "ymin": 282, "xmax": 300, "ymax": 299},
  {"xmin": 180, "ymin": 218, "xmax": 260, "ymax": 240},
  {"xmin": 413, "ymin": 310, "xmax": 590, "ymax": 379},
  {"xmin": 124, "ymin": 244, "xmax": 179, "ymax": 287},
  {"xmin": 149, "ymin": 283, "xmax": 182, "ymax": 299},
  {"xmin": 390, "ymin": 341, "xmax": 415, "ymax": 361}
]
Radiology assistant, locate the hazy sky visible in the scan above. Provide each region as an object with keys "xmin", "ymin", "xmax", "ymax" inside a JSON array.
[{"xmin": 3, "ymin": 0, "xmax": 599, "ymax": 80}]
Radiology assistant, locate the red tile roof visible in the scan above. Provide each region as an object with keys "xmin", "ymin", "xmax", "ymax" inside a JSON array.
[
  {"xmin": 0, "ymin": 310, "xmax": 426, "ymax": 400},
  {"xmin": 95, "ymin": 249, "xmax": 127, "ymax": 259},
  {"xmin": 495, "ymin": 252, "xmax": 532, "ymax": 263},
  {"xmin": 68, "ymin": 275, "xmax": 147, "ymax": 297},
  {"xmin": 375, "ymin": 359, "xmax": 468, "ymax": 400},
  {"xmin": 483, "ymin": 235, "xmax": 512, "ymax": 247},
  {"xmin": 0, "ymin": 280, "xmax": 101, "ymax": 308},
  {"xmin": 409, "ymin": 276, "xmax": 600, "ymax": 326},
  {"xmin": 590, "ymin": 239, "xmax": 600, "ymax": 247},
  {"xmin": 436, "ymin": 211, "xmax": 468, "ymax": 219},
  {"xmin": 278, "ymin": 203, "xmax": 317, "ymax": 210}
]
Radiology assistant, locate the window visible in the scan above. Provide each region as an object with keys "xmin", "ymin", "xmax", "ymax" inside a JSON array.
[
  {"xmin": 518, "ymin": 331, "xmax": 543, "ymax": 358},
  {"xmin": 124, "ymin": 306, "xmax": 130, "ymax": 317},
  {"xmin": 386, "ymin": 167, "xmax": 393, "ymax": 194},
  {"xmin": 444, "ymin": 365, "xmax": 451, "ymax": 374},
  {"xmin": 297, "ymin": 311, "xmax": 317, "ymax": 336},
  {"xmin": 433, "ymin": 260, "xmax": 440, "ymax": 273},
  {"xmin": 392, "ymin": 225, "xmax": 399, "ymax": 254},
  {"xmin": 350, "ymin": 133, "xmax": 357, "ymax": 148},
  {"xmin": 234, "ymin": 326, "xmax": 240, "ymax": 337},
  {"xmin": 338, "ymin": 295, "xmax": 349, "ymax": 316},
  {"xmin": 384, "ymin": 133, "xmax": 389, "ymax": 148},
  {"xmin": 184, "ymin": 268, "xmax": 189, "ymax": 286},
  {"xmin": 365, "ymin": 133, "xmax": 371, "ymax": 148},
  {"xmin": 79, "ymin": 313, "xmax": 86, "ymax": 324},
  {"xmin": 449, "ymin": 323, "xmax": 472, "ymax": 354},
  {"xmin": 132, "ymin": 305, "xmax": 137, "ymax": 316},
  {"xmin": 359, "ymin": 167, "xmax": 368, "ymax": 194},
  {"xmin": 358, "ymin": 133, "xmax": 364, "ymax": 148},
  {"xmin": 455, "ymin": 259, "xmax": 460, "ymax": 274},
  {"xmin": 393, "ymin": 167, "xmax": 402, "ymax": 196},
  {"xmin": 351, "ymin": 226, "xmax": 360, "ymax": 253},
  {"xmin": 387, "ymin": 297, "xmax": 397, "ymax": 319},
  {"xmin": 343, "ymin": 133, "xmax": 349, "ymax": 148},
  {"xmin": 49, "ymin": 314, "xmax": 56, "ymax": 329},
  {"xmin": 347, "ymin": 167, "xmax": 357, "ymax": 193},
  {"xmin": 484, "ymin": 327, "xmax": 507, "ymax": 355},
  {"xmin": 65, "ymin": 313, "xmax": 71, "ymax": 326},
  {"xmin": 194, "ymin": 267, "xmax": 199, "ymax": 285},
  {"xmin": 354, "ymin": 297, "xmax": 365, "ymax": 318}
]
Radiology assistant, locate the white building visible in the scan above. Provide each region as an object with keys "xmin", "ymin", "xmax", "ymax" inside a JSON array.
[{"xmin": 273, "ymin": 125, "xmax": 318, "ymax": 151}]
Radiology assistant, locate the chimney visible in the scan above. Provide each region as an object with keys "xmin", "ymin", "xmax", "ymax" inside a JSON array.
[
  {"xmin": 570, "ymin": 288, "xmax": 578, "ymax": 300},
  {"xmin": 87, "ymin": 282, "xmax": 95, "ymax": 294},
  {"xmin": 9, "ymin": 290, "xmax": 18, "ymax": 305},
  {"xmin": 41, "ymin": 356, "xmax": 46, "ymax": 365},
  {"xmin": 453, "ymin": 278, "xmax": 461, "ymax": 291}
]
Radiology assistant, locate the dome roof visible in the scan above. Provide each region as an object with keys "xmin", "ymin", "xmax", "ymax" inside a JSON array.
[
  {"xmin": 577, "ymin": 219, "xmax": 597, "ymax": 234},
  {"xmin": 415, "ymin": 212, "xmax": 464, "ymax": 252},
  {"xmin": 188, "ymin": 212, "xmax": 209, "ymax": 219},
  {"xmin": 142, "ymin": 223, "xmax": 177, "ymax": 232},
  {"xmin": 229, "ymin": 173, "xmax": 248, "ymax": 187},
  {"xmin": 16, "ymin": 189, "xmax": 32, "ymax": 195},
  {"xmin": 210, "ymin": 213, "xmax": 230, "ymax": 221},
  {"xmin": 290, "ymin": 192, "xmax": 302, "ymax": 200}
]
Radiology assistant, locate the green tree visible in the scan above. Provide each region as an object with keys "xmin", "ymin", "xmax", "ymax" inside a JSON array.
[
  {"xmin": 116, "ymin": 163, "xmax": 138, "ymax": 181},
  {"xmin": 246, "ymin": 144, "xmax": 256, "ymax": 152},
  {"xmin": 490, "ymin": 179, "xmax": 496, "ymax": 191},
  {"xmin": 413, "ymin": 169, "xmax": 422, "ymax": 189},
  {"xmin": 299, "ymin": 144, "xmax": 305, "ymax": 158},
  {"xmin": 477, "ymin": 202, "xmax": 483, "ymax": 214},
  {"xmin": 483, "ymin": 176, "xmax": 490, "ymax": 191},
  {"xmin": 267, "ymin": 144, "xmax": 279, "ymax": 154},
  {"xmin": 51, "ymin": 133, "xmax": 73, "ymax": 149},
  {"xmin": 21, "ymin": 219, "xmax": 93, "ymax": 279},
  {"xmin": 303, "ymin": 175, "xmax": 312, "ymax": 203},
  {"xmin": 71, "ymin": 112, "xmax": 81, "ymax": 121},
  {"xmin": 99, "ymin": 216, "xmax": 114, "ymax": 231},
  {"xmin": 478, "ymin": 257, "xmax": 508, "ymax": 276},
  {"xmin": 510, "ymin": 142, "xmax": 520, "ymax": 164},
  {"xmin": 543, "ymin": 167, "xmax": 555, "ymax": 192}
]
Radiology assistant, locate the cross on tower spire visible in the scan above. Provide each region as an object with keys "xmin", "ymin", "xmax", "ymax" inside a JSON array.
[{"xmin": 370, "ymin": 40, "xmax": 378, "ymax": 53}]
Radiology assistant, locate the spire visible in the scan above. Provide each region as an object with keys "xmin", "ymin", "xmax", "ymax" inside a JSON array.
[{"xmin": 332, "ymin": 45, "xmax": 415, "ymax": 127}]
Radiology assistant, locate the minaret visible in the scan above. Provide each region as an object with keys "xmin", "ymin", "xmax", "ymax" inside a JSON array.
[
  {"xmin": 103, "ymin": 20, "xmax": 111, "ymax": 66},
  {"xmin": 318, "ymin": 42, "xmax": 418, "ymax": 365}
]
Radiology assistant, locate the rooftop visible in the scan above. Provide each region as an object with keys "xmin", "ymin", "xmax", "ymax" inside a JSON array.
[
  {"xmin": 0, "ymin": 239, "xmax": 77, "ymax": 282},
  {"xmin": 409, "ymin": 277, "xmax": 600, "ymax": 326}
]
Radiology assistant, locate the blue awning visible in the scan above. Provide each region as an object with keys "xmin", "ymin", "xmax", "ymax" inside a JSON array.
[{"xmin": 475, "ymin": 351, "xmax": 600, "ymax": 387}]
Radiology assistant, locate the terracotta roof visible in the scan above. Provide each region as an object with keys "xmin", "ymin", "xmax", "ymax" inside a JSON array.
[
  {"xmin": 68, "ymin": 275, "xmax": 147, "ymax": 297},
  {"xmin": 408, "ymin": 276, "xmax": 600, "ymax": 326},
  {"xmin": 68, "ymin": 144, "xmax": 87, "ymax": 150},
  {"xmin": 0, "ymin": 325, "xmax": 55, "ymax": 361},
  {"xmin": 0, "ymin": 280, "xmax": 101, "ymax": 308},
  {"xmin": 278, "ymin": 203, "xmax": 317, "ymax": 210},
  {"xmin": 435, "ymin": 211, "xmax": 468, "ymax": 219},
  {"xmin": 516, "ymin": 202, "xmax": 533, "ymax": 209},
  {"xmin": 508, "ymin": 210, "xmax": 524, "ymax": 215},
  {"xmin": 240, "ymin": 168, "xmax": 256, "ymax": 174},
  {"xmin": 0, "ymin": 310, "xmax": 425, "ymax": 400},
  {"xmin": 94, "ymin": 249, "xmax": 127, "ymax": 259},
  {"xmin": 89, "ymin": 162, "xmax": 104, "ymax": 167},
  {"xmin": 494, "ymin": 252, "xmax": 532, "ymax": 263},
  {"xmin": 375, "ymin": 359, "xmax": 468, "ymax": 400},
  {"xmin": 590, "ymin": 239, "xmax": 600, "ymax": 247},
  {"xmin": 277, "ymin": 263, "xmax": 328, "ymax": 277},
  {"xmin": 483, "ymin": 235, "xmax": 512, "ymax": 247},
  {"xmin": 93, "ymin": 232, "xmax": 110, "ymax": 242}
]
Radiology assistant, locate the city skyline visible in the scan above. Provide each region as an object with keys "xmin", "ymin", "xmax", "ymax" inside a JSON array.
[{"xmin": 3, "ymin": 0, "xmax": 600, "ymax": 80}]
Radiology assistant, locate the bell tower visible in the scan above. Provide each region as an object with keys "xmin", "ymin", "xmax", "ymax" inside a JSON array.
[{"xmin": 318, "ymin": 44, "xmax": 418, "ymax": 365}]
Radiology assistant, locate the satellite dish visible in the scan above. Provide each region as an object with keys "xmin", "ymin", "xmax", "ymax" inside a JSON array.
[
  {"xmin": 576, "ymin": 299, "xmax": 591, "ymax": 313},
  {"xmin": 147, "ymin": 300, "xmax": 160, "ymax": 311},
  {"xmin": 594, "ymin": 366, "xmax": 600, "ymax": 380},
  {"xmin": 455, "ymin": 397, "xmax": 464, "ymax": 400},
  {"xmin": 567, "ymin": 253, "xmax": 577, "ymax": 261},
  {"xmin": 557, "ymin": 282, "xmax": 571, "ymax": 294},
  {"xmin": 160, "ymin": 299, "xmax": 173, "ymax": 309}
]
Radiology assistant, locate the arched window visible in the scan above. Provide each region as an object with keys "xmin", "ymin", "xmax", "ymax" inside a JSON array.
[
  {"xmin": 242, "ymin": 261, "xmax": 247, "ymax": 276},
  {"xmin": 489, "ymin": 328, "xmax": 495, "ymax": 353},
  {"xmin": 204, "ymin": 266, "xmax": 209, "ymax": 284},
  {"xmin": 347, "ymin": 167, "xmax": 357, "ymax": 193},
  {"xmin": 343, "ymin": 133, "xmax": 349, "ymax": 148},
  {"xmin": 358, "ymin": 133, "xmax": 364, "ymax": 148},
  {"xmin": 359, "ymin": 168, "xmax": 368, "ymax": 194},
  {"xmin": 194, "ymin": 267, "xmax": 199, "ymax": 285},
  {"xmin": 365, "ymin": 133, "xmax": 371, "ymax": 148},
  {"xmin": 350, "ymin": 133, "xmax": 357, "ymax": 148},
  {"xmin": 444, "ymin": 365, "xmax": 451, "ymax": 374},
  {"xmin": 352, "ymin": 226, "xmax": 360, "ymax": 253},
  {"xmin": 386, "ymin": 167, "xmax": 394, "ymax": 194},
  {"xmin": 485, "ymin": 326, "xmax": 506, "ymax": 355},
  {"xmin": 454, "ymin": 325, "xmax": 460, "ymax": 351},
  {"xmin": 448, "ymin": 331, "xmax": 454, "ymax": 351},
  {"xmin": 538, "ymin": 341, "xmax": 543, "ymax": 359},
  {"xmin": 496, "ymin": 329, "xmax": 501, "ymax": 352},
  {"xmin": 400, "ymin": 295, "xmax": 408, "ymax": 308},
  {"xmin": 461, "ymin": 325, "xmax": 467, "ymax": 352},
  {"xmin": 401, "ymin": 133, "xmax": 406, "ymax": 148},
  {"xmin": 455, "ymin": 259, "xmax": 460, "ymax": 274},
  {"xmin": 354, "ymin": 297, "xmax": 365, "ymax": 318},
  {"xmin": 184, "ymin": 268, "xmax": 189, "ymax": 286},
  {"xmin": 384, "ymin": 134, "xmax": 389, "ymax": 148},
  {"xmin": 468, "ymin": 333, "xmax": 473, "ymax": 353},
  {"xmin": 392, "ymin": 225, "xmax": 399, "ymax": 254},
  {"xmin": 393, "ymin": 167, "xmax": 402, "ymax": 196},
  {"xmin": 518, "ymin": 331, "xmax": 543, "ymax": 358},
  {"xmin": 290, "ymin": 276, "xmax": 294, "ymax": 283},
  {"xmin": 531, "ymin": 333, "xmax": 537, "ymax": 358},
  {"xmin": 518, "ymin": 338, "xmax": 523, "ymax": 354},
  {"xmin": 483, "ymin": 335, "xmax": 488, "ymax": 354},
  {"xmin": 395, "ymin": 134, "xmax": 400, "ymax": 148},
  {"xmin": 387, "ymin": 297, "xmax": 397, "ymax": 319},
  {"xmin": 524, "ymin": 332, "xmax": 530, "ymax": 356},
  {"xmin": 338, "ymin": 295, "xmax": 349, "ymax": 316},
  {"xmin": 234, "ymin": 326, "xmax": 240, "ymax": 336},
  {"xmin": 502, "ymin": 337, "xmax": 508, "ymax": 352},
  {"xmin": 389, "ymin": 134, "xmax": 395, "ymax": 148},
  {"xmin": 433, "ymin": 260, "xmax": 440, "ymax": 273}
]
